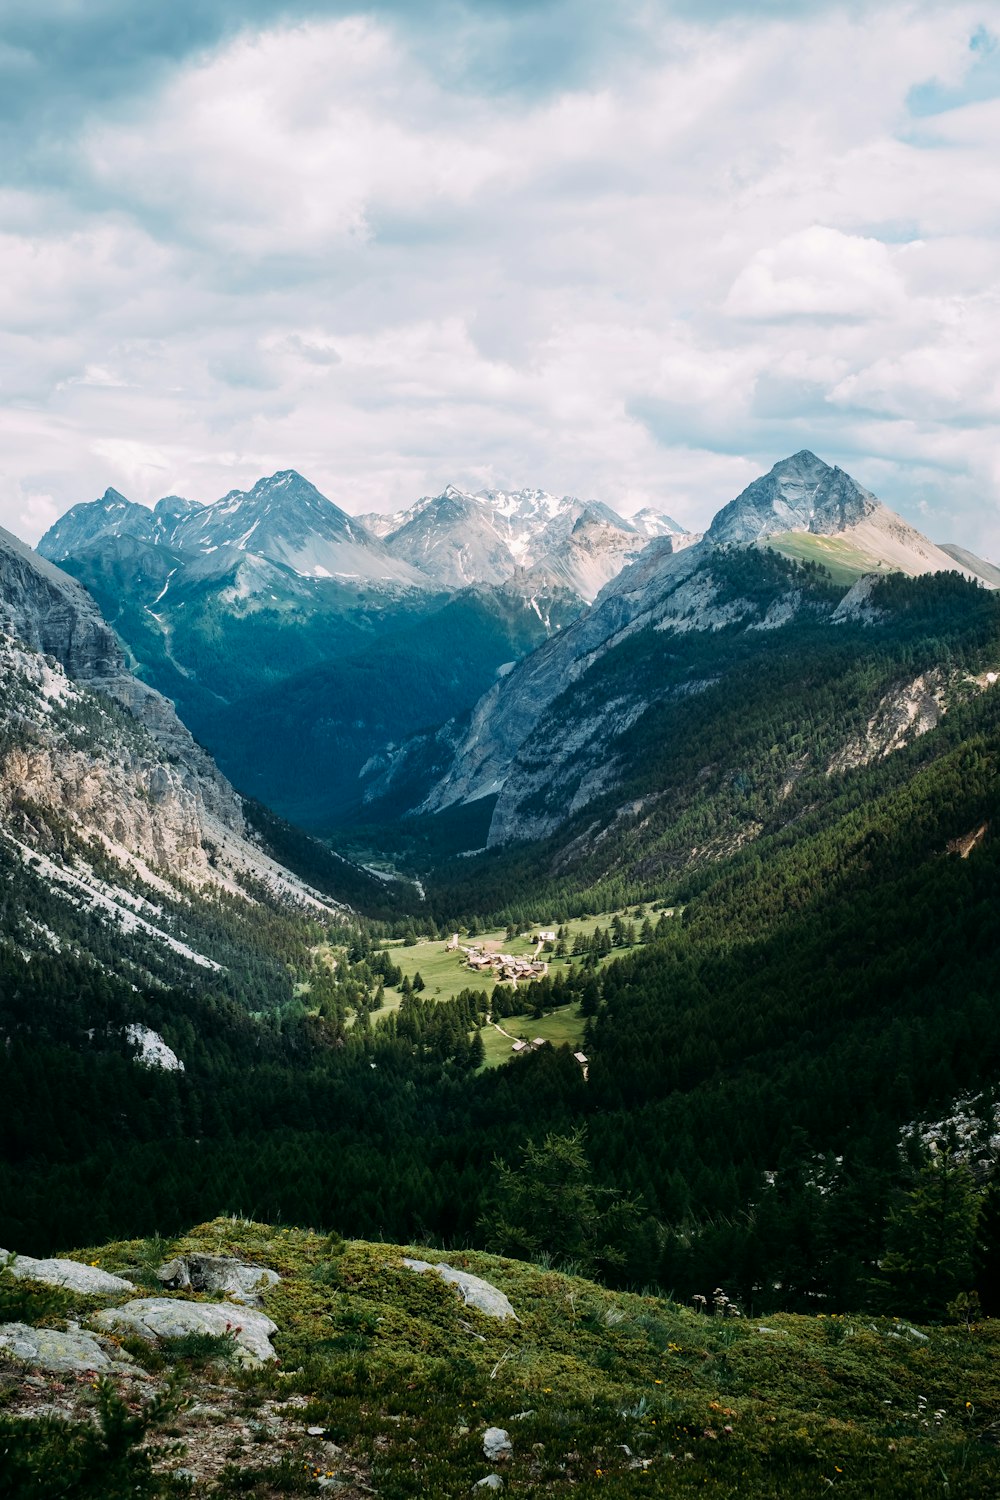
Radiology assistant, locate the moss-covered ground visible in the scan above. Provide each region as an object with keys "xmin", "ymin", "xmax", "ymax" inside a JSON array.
[{"xmin": 4, "ymin": 1217, "xmax": 1000, "ymax": 1497}]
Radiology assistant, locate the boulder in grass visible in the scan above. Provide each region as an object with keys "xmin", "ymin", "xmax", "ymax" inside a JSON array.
[
  {"xmin": 0, "ymin": 1322, "xmax": 136, "ymax": 1374},
  {"xmin": 482, "ymin": 1427, "xmax": 513, "ymax": 1461},
  {"xmin": 402, "ymin": 1259, "xmax": 519, "ymax": 1321},
  {"xmin": 91, "ymin": 1297, "xmax": 278, "ymax": 1365},
  {"xmin": 156, "ymin": 1254, "xmax": 280, "ymax": 1306},
  {"xmin": 0, "ymin": 1249, "xmax": 135, "ymax": 1297}
]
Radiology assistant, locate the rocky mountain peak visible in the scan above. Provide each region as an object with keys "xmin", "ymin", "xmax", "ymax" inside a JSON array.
[
  {"xmin": 708, "ymin": 451, "xmax": 877, "ymax": 545},
  {"xmin": 39, "ymin": 490, "xmax": 155, "ymax": 563},
  {"xmin": 631, "ymin": 506, "xmax": 686, "ymax": 539},
  {"xmin": 153, "ymin": 494, "xmax": 204, "ymax": 522}
]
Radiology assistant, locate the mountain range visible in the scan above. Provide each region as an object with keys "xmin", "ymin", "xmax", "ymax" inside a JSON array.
[
  {"xmin": 37, "ymin": 472, "xmax": 685, "ymax": 826},
  {"xmin": 359, "ymin": 451, "xmax": 996, "ymax": 853}
]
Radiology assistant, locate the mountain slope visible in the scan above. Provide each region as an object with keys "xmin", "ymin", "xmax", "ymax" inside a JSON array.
[
  {"xmin": 939, "ymin": 541, "xmax": 1000, "ymax": 588},
  {"xmin": 379, "ymin": 452, "xmax": 989, "ymax": 844},
  {"xmin": 515, "ymin": 505, "xmax": 679, "ymax": 604},
  {"xmin": 379, "ymin": 486, "xmax": 518, "ymax": 588},
  {"xmin": 200, "ymin": 584, "xmax": 584, "ymax": 828},
  {"xmin": 0, "ymin": 526, "xmax": 407, "ymax": 988},
  {"xmin": 4, "ymin": 1217, "xmax": 1000, "ymax": 1499}
]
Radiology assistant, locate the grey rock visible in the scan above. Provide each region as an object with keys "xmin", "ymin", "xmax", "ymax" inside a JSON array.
[
  {"xmin": 482, "ymin": 1427, "xmax": 513, "ymax": 1461},
  {"xmin": 0, "ymin": 1249, "xmax": 135, "ymax": 1296},
  {"xmin": 707, "ymin": 451, "xmax": 876, "ymax": 546},
  {"xmin": 0, "ymin": 1321, "xmax": 135, "ymax": 1373},
  {"xmin": 91, "ymin": 1297, "xmax": 278, "ymax": 1365},
  {"xmin": 156, "ymin": 1254, "xmax": 280, "ymax": 1306},
  {"xmin": 474, "ymin": 1476, "xmax": 504, "ymax": 1491},
  {"xmin": 402, "ymin": 1259, "xmax": 519, "ymax": 1321}
]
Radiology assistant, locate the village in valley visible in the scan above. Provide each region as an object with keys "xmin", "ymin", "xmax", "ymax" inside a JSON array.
[
  {"xmin": 451, "ymin": 928, "xmax": 553, "ymax": 983},
  {"xmin": 363, "ymin": 907, "xmax": 677, "ymax": 1068}
]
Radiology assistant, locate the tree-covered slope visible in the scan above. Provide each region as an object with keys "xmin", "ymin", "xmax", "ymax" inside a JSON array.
[
  {"xmin": 199, "ymin": 585, "xmax": 582, "ymax": 828},
  {"xmin": 418, "ymin": 563, "xmax": 1000, "ymax": 918}
]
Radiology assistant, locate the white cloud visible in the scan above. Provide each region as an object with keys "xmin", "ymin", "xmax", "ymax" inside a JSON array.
[
  {"xmin": 724, "ymin": 227, "xmax": 907, "ymax": 320},
  {"xmin": 1, "ymin": 3, "xmax": 999, "ymax": 553}
]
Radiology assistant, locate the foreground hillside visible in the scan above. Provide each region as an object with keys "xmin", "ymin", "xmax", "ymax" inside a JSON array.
[{"xmin": 3, "ymin": 1217, "xmax": 1000, "ymax": 1498}]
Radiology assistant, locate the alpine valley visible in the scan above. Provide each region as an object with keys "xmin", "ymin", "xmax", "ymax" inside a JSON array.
[{"xmin": 5, "ymin": 451, "xmax": 1000, "ymax": 1499}]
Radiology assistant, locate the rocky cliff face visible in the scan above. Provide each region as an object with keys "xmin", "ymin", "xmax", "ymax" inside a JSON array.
[
  {"xmin": 707, "ymin": 450, "xmax": 876, "ymax": 544},
  {"xmin": 0, "ymin": 528, "xmax": 342, "ymax": 974}
]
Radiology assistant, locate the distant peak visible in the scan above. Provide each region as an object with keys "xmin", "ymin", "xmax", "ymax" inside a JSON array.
[
  {"xmin": 708, "ymin": 451, "xmax": 876, "ymax": 546},
  {"xmin": 100, "ymin": 487, "xmax": 133, "ymax": 507}
]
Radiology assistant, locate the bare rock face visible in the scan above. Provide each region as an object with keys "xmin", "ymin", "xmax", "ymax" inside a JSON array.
[
  {"xmin": 707, "ymin": 451, "xmax": 877, "ymax": 545},
  {"xmin": 0, "ymin": 526, "xmax": 342, "ymax": 919},
  {"xmin": 0, "ymin": 1249, "xmax": 135, "ymax": 1296},
  {"xmin": 0, "ymin": 1322, "xmax": 136, "ymax": 1373},
  {"xmin": 0, "ymin": 522, "xmax": 243, "ymax": 837},
  {"xmin": 157, "ymin": 1254, "xmax": 280, "ymax": 1307},
  {"xmin": 91, "ymin": 1298, "xmax": 279, "ymax": 1365},
  {"xmin": 0, "ymin": 523, "xmax": 125, "ymax": 681}
]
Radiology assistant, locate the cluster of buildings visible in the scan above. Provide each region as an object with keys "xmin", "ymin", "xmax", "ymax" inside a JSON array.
[{"xmin": 461, "ymin": 944, "xmax": 548, "ymax": 983}]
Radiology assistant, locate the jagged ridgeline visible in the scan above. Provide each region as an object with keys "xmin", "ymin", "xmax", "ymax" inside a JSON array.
[{"xmin": 36, "ymin": 472, "xmax": 659, "ymax": 828}]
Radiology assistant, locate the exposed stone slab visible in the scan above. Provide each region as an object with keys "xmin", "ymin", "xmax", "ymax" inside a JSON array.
[
  {"xmin": 156, "ymin": 1254, "xmax": 280, "ymax": 1306},
  {"xmin": 402, "ymin": 1259, "xmax": 519, "ymax": 1321},
  {"xmin": 0, "ymin": 1249, "xmax": 135, "ymax": 1297},
  {"xmin": 0, "ymin": 1321, "xmax": 135, "ymax": 1374},
  {"xmin": 91, "ymin": 1297, "xmax": 278, "ymax": 1365}
]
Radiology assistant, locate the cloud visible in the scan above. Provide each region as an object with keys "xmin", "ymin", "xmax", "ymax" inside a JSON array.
[
  {"xmin": 724, "ymin": 227, "xmax": 907, "ymax": 320},
  {"xmin": 0, "ymin": 1, "xmax": 999, "ymax": 556}
]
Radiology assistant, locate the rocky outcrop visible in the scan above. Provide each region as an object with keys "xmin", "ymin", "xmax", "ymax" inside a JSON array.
[
  {"xmin": 156, "ymin": 1254, "xmax": 280, "ymax": 1306},
  {"xmin": 0, "ymin": 1250, "xmax": 135, "ymax": 1296},
  {"xmin": 402, "ymin": 1259, "xmax": 519, "ymax": 1321},
  {"xmin": 482, "ymin": 1427, "xmax": 514, "ymax": 1461},
  {"xmin": 0, "ymin": 1322, "xmax": 137, "ymax": 1374},
  {"xmin": 0, "ymin": 522, "xmax": 125, "ymax": 681},
  {"xmin": 91, "ymin": 1298, "xmax": 279, "ymax": 1364}
]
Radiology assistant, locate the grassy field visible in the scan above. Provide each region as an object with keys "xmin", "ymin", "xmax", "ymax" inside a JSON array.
[
  {"xmin": 481, "ymin": 1004, "xmax": 588, "ymax": 1067},
  {"xmin": 764, "ymin": 531, "xmax": 895, "ymax": 586},
  {"xmin": 362, "ymin": 908, "xmax": 671, "ymax": 1035}
]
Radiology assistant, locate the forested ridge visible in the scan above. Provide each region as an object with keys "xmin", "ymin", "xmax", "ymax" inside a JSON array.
[{"xmin": 419, "ymin": 563, "xmax": 1000, "ymax": 923}]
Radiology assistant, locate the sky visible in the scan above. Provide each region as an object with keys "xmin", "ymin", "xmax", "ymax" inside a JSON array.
[{"xmin": 1, "ymin": 0, "xmax": 1000, "ymax": 552}]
